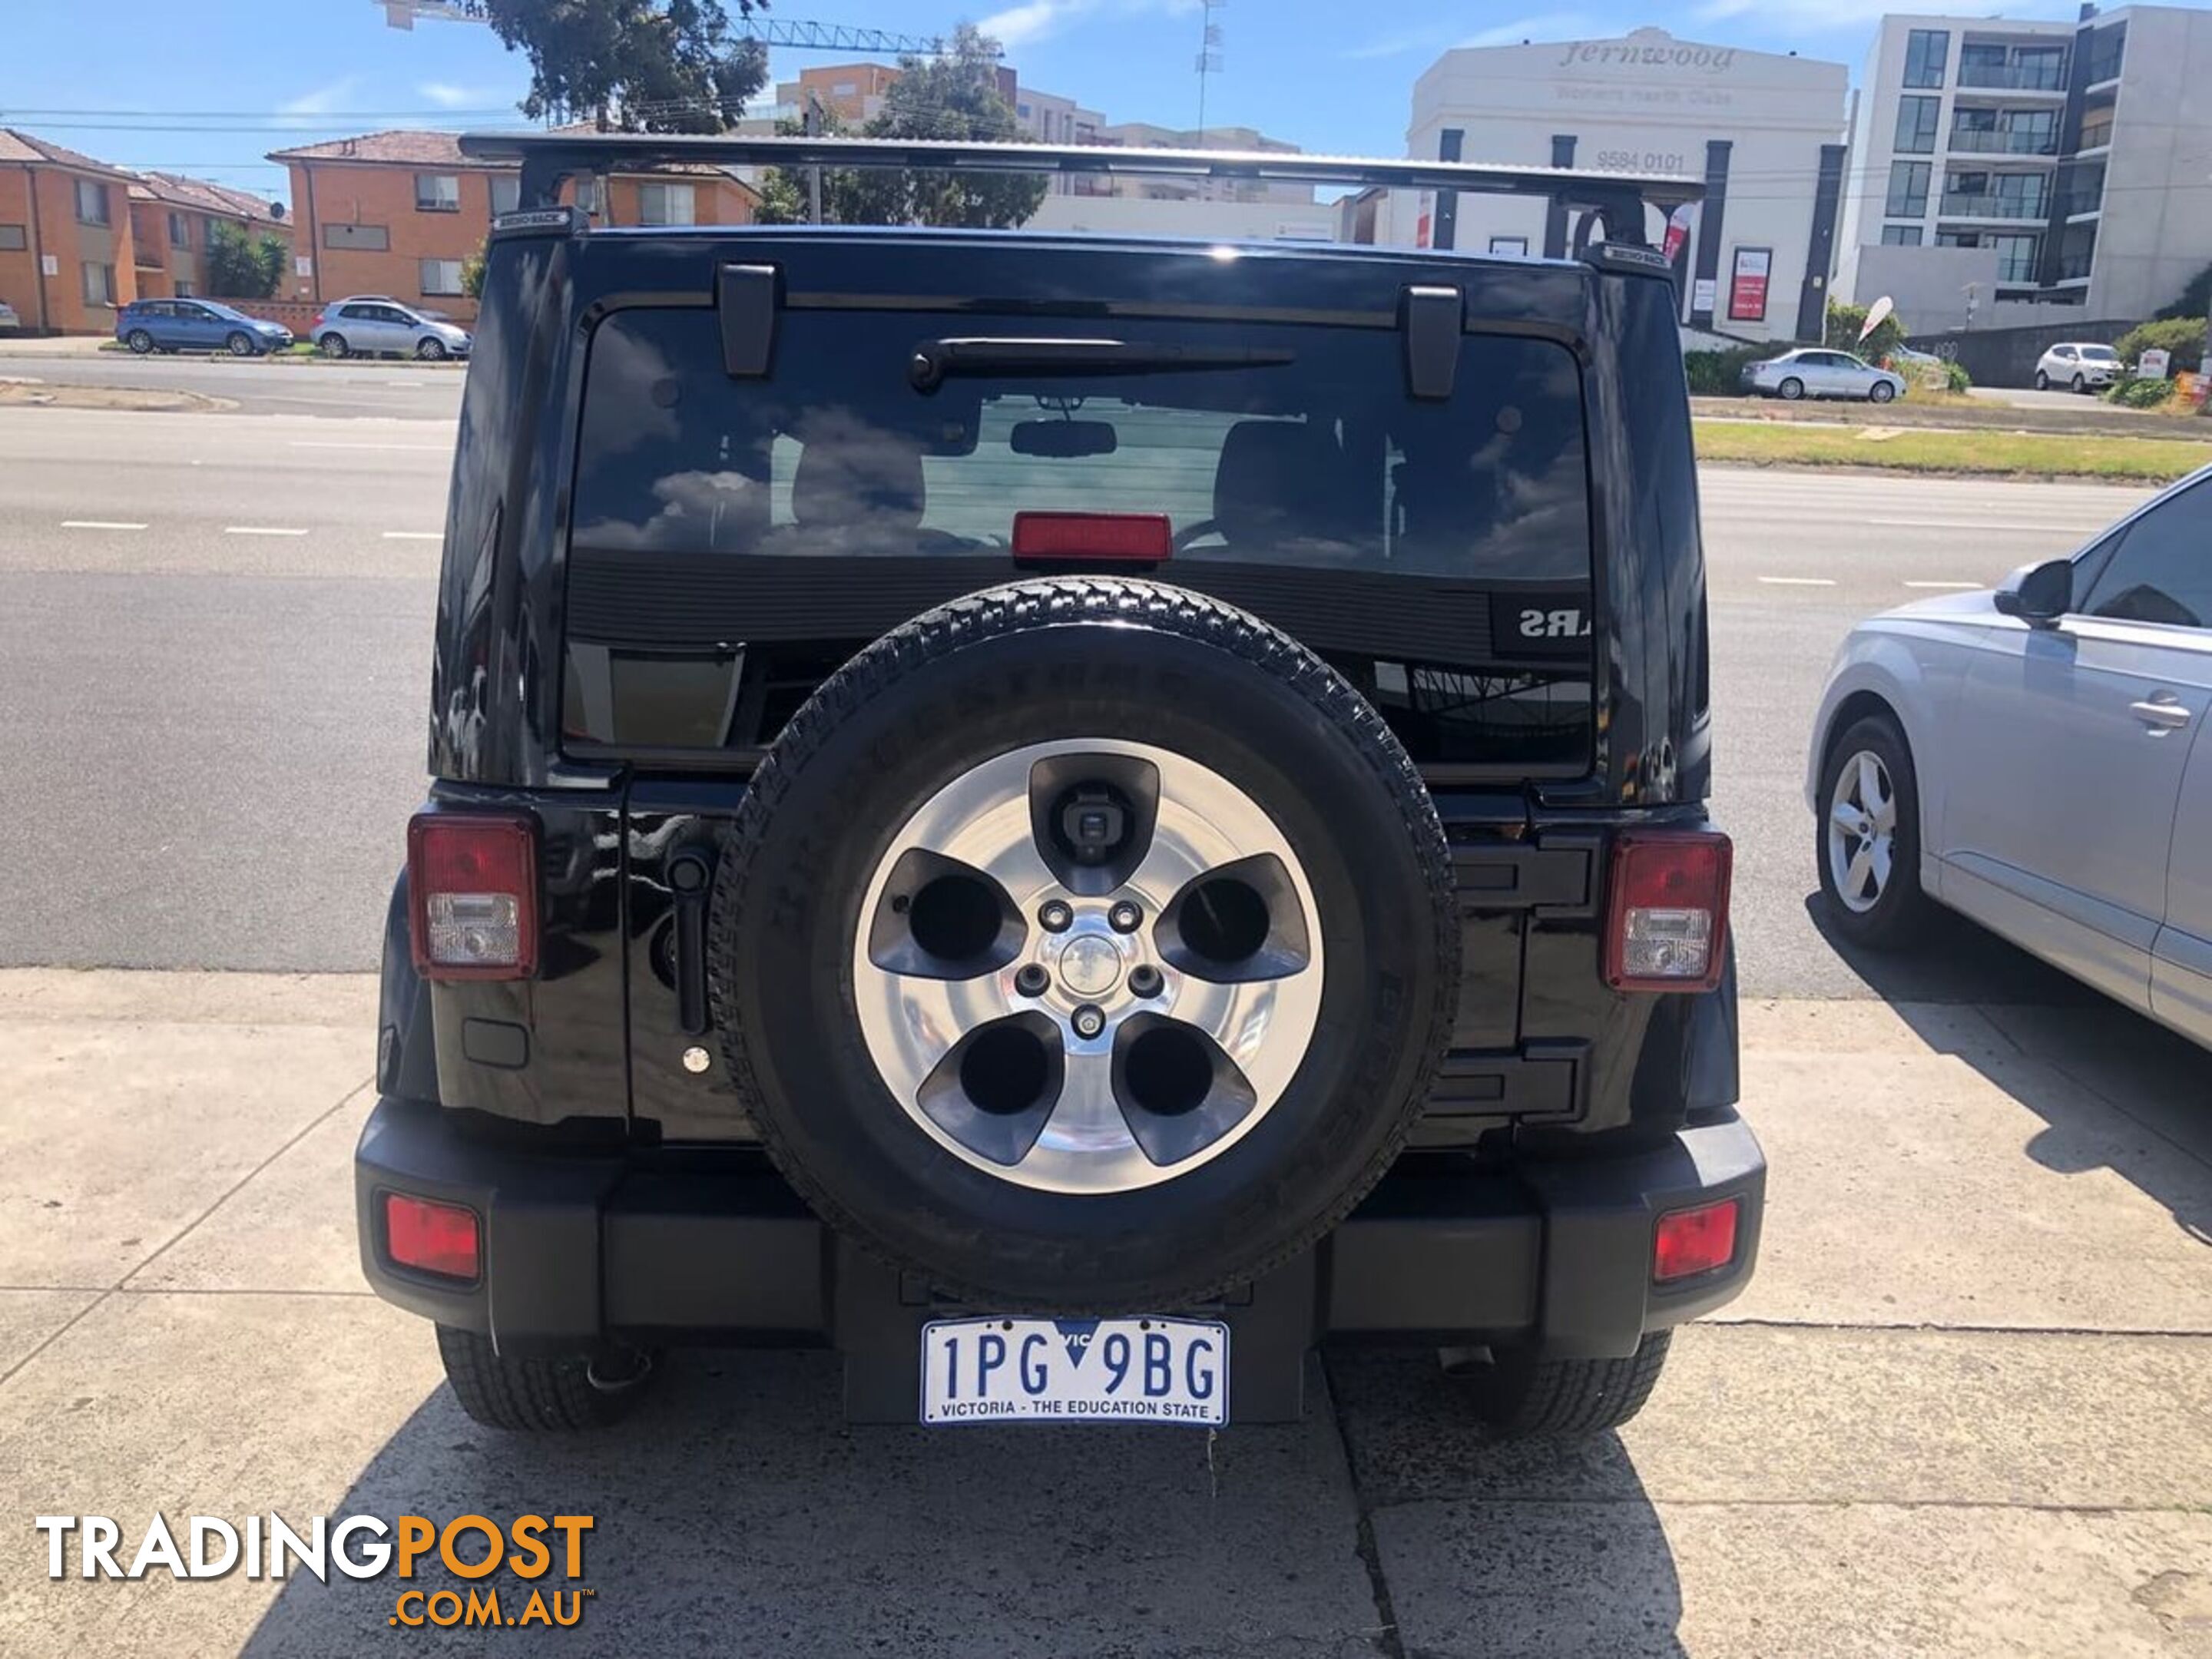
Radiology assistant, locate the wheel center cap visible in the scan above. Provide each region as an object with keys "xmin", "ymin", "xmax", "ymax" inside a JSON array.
[{"xmin": 1057, "ymin": 933, "xmax": 1124, "ymax": 998}]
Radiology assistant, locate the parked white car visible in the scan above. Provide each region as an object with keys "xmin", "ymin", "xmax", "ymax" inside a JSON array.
[
  {"xmin": 0, "ymin": 298, "xmax": 22, "ymax": 333},
  {"xmin": 1741, "ymin": 348, "xmax": 1906, "ymax": 403},
  {"xmin": 1806, "ymin": 464, "xmax": 2212, "ymax": 1045},
  {"xmin": 2033, "ymin": 342, "xmax": 2121, "ymax": 392},
  {"xmin": 310, "ymin": 296, "xmax": 471, "ymax": 360}
]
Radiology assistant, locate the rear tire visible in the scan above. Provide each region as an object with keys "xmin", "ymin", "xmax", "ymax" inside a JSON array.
[
  {"xmin": 319, "ymin": 332, "xmax": 349, "ymax": 359},
  {"xmin": 1455, "ymin": 1331, "xmax": 1673, "ymax": 1438},
  {"xmin": 434, "ymin": 1325, "xmax": 652, "ymax": 1432},
  {"xmin": 1777, "ymin": 376, "xmax": 1804, "ymax": 401},
  {"xmin": 1815, "ymin": 713, "xmax": 1930, "ymax": 949}
]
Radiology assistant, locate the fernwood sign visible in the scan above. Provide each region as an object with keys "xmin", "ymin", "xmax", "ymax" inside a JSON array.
[{"xmin": 1556, "ymin": 41, "xmax": 1740, "ymax": 72}]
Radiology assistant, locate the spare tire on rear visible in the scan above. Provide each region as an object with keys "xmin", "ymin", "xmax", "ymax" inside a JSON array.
[{"xmin": 709, "ymin": 577, "xmax": 1459, "ymax": 1313}]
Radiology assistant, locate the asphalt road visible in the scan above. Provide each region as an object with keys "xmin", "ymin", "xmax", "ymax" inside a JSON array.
[
  {"xmin": 0, "ymin": 351, "xmax": 465, "ymax": 420},
  {"xmin": 0, "ymin": 402, "xmax": 2155, "ymax": 995}
]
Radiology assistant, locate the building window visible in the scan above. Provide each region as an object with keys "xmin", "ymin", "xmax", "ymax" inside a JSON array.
[
  {"xmin": 1882, "ymin": 224, "xmax": 1924, "ymax": 246},
  {"xmin": 1886, "ymin": 161, "xmax": 1932, "ymax": 217},
  {"xmin": 2084, "ymin": 24, "xmax": 2125, "ymax": 84},
  {"xmin": 1904, "ymin": 28, "xmax": 1949, "ymax": 88},
  {"xmin": 489, "ymin": 175, "xmax": 521, "ymax": 216},
  {"xmin": 637, "ymin": 182, "xmax": 696, "ymax": 226},
  {"xmin": 323, "ymin": 222, "xmax": 390, "ymax": 251},
  {"xmin": 574, "ymin": 178, "xmax": 603, "ymax": 214},
  {"xmin": 174, "ymin": 279, "xmax": 195, "ymax": 297},
  {"xmin": 414, "ymin": 174, "xmax": 462, "ymax": 213},
  {"xmin": 1991, "ymin": 234, "xmax": 2038, "ymax": 283},
  {"xmin": 0, "ymin": 224, "xmax": 26, "ymax": 251},
  {"xmin": 74, "ymin": 179, "xmax": 110, "ymax": 227},
  {"xmin": 1894, "ymin": 95, "xmax": 1940, "ymax": 154},
  {"xmin": 2080, "ymin": 114, "xmax": 2114, "ymax": 151},
  {"xmin": 1993, "ymin": 174, "xmax": 2048, "ymax": 218},
  {"xmin": 832, "ymin": 80, "xmax": 856, "ymax": 96},
  {"xmin": 80, "ymin": 262, "xmax": 116, "ymax": 306},
  {"xmin": 420, "ymin": 258, "xmax": 466, "ymax": 296},
  {"xmin": 167, "ymin": 211, "xmax": 189, "ymax": 248},
  {"xmin": 2015, "ymin": 48, "xmax": 2065, "ymax": 91}
]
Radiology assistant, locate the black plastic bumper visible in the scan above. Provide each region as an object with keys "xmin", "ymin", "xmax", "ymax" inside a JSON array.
[{"xmin": 357, "ymin": 1098, "xmax": 1763, "ymax": 1422}]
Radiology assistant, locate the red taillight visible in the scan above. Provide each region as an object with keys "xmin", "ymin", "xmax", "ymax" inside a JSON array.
[
  {"xmin": 1012, "ymin": 511, "xmax": 1171, "ymax": 563},
  {"xmin": 310, "ymin": 313, "xmax": 323, "ymax": 330},
  {"xmin": 382, "ymin": 1191, "xmax": 480, "ymax": 1280},
  {"xmin": 1654, "ymin": 1197, "xmax": 1739, "ymax": 1282},
  {"xmin": 407, "ymin": 813, "xmax": 538, "ymax": 980},
  {"xmin": 1602, "ymin": 830, "xmax": 1731, "ymax": 993}
]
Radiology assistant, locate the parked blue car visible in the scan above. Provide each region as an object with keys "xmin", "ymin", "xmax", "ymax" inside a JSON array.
[{"xmin": 115, "ymin": 298, "xmax": 293, "ymax": 357}]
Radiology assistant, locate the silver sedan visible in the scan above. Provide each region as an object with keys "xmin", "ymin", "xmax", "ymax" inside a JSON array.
[{"xmin": 1743, "ymin": 348, "xmax": 1906, "ymax": 404}]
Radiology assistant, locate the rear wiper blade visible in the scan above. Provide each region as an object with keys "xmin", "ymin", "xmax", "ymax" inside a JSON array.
[{"xmin": 908, "ymin": 337, "xmax": 1293, "ymax": 391}]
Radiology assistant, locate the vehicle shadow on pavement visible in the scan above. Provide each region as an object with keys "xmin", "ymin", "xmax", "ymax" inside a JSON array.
[
  {"xmin": 233, "ymin": 1347, "xmax": 1684, "ymax": 1657},
  {"xmin": 1805, "ymin": 892, "xmax": 2212, "ymax": 1244}
]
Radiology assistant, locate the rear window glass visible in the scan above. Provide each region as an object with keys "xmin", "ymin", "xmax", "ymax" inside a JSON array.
[{"xmin": 565, "ymin": 306, "xmax": 1594, "ymax": 770}]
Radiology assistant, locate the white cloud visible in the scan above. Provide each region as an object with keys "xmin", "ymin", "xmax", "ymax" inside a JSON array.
[
  {"xmin": 416, "ymin": 81, "xmax": 497, "ymax": 110},
  {"xmin": 276, "ymin": 77, "xmax": 361, "ymax": 118},
  {"xmin": 978, "ymin": 0, "xmax": 1200, "ymax": 51}
]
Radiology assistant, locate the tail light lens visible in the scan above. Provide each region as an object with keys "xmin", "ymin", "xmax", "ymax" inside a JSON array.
[
  {"xmin": 1012, "ymin": 511, "xmax": 1171, "ymax": 563},
  {"xmin": 407, "ymin": 813, "xmax": 538, "ymax": 979},
  {"xmin": 1603, "ymin": 830, "xmax": 1731, "ymax": 992},
  {"xmin": 1654, "ymin": 1197, "xmax": 1739, "ymax": 1282},
  {"xmin": 382, "ymin": 1192, "xmax": 480, "ymax": 1280},
  {"xmin": 310, "ymin": 312, "xmax": 323, "ymax": 330}
]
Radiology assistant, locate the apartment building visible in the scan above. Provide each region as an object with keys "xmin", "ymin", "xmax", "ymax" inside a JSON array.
[
  {"xmin": 1376, "ymin": 31, "xmax": 1851, "ymax": 343},
  {"xmin": 776, "ymin": 62, "xmax": 904, "ymax": 124},
  {"xmin": 0, "ymin": 129, "xmax": 141, "ymax": 333},
  {"xmin": 126, "ymin": 173, "xmax": 289, "ymax": 302},
  {"xmin": 269, "ymin": 131, "xmax": 757, "ymax": 321},
  {"xmin": 1837, "ymin": 5, "xmax": 2212, "ymax": 323}
]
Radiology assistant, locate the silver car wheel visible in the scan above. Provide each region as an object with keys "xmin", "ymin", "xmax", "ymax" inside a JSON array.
[
  {"xmin": 1827, "ymin": 750, "xmax": 1898, "ymax": 916},
  {"xmin": 851, "ymin": 737, "xmax": 1324, "ymax": 1196}
]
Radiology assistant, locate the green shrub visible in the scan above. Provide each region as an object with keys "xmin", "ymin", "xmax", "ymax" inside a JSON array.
[
  {"xmin": 2113, "ymin": 316, "xmax": 2204, "ymax": 371},
  {"xmin": 1826, "ymin": 300, "xmax": 1905, "ymax": 360},
  {"xmin": 2103, "ymin": 376, "xmax": 2175, "ymax": 409},
  {"xmin": 1684, "ymin": 345, "xmax": 1768, "ymax": 396},
  {"xmin": 1943, "ymin": 358, "xmax": 1972, "ymax": 393}
]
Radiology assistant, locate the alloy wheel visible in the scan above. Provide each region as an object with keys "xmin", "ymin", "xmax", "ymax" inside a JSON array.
[
  {"xmin": 1827, "ymin": 750, "xmax": 1897, "ymax": 915},
  {"xmin": 851, "ymin": 738, "xmax": 1323, "ymax": 1194}
]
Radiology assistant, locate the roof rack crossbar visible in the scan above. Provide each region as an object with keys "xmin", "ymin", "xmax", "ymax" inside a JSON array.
[{"xmin": 460, "ymin": 132, "xmax": 1700, "ymax": 247}]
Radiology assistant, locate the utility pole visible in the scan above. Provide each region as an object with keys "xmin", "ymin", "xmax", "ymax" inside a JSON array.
[
  {"xmin": 1194, "ymin": 0, "xmax": 1224, "ymax": 146},
  {"xmin": 803, "ymin": 91, "xmax": 824, "ymax": 224}
]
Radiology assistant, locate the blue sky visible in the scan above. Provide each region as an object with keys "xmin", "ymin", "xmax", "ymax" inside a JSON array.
[{"xmin": 0, "ymin": 0, "xmax": 2181, "ymax": 207}]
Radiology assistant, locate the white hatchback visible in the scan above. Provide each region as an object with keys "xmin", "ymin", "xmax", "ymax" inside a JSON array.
[
  {"xmin": 2033, "ymin": 342, "xmax": 2122, "ymax": 392},
  {"xmin": 1806, "ymin": 464, "xmax": 2212, "ymax": 1045}
]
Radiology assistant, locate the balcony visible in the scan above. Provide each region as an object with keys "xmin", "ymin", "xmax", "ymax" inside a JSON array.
[
  {"xmin": 2057, "ymin": 193, "xmax": 2103, "ymax": 220},
  {"xmin": 1939, "ymin": 192, "xmax": 2050, "ymax": 220},
  {"xmin": 2058, "ymin": 256, "xmax": 2094, "ymax": 283},
  {"xmin": 1956, "ymin": 61, "xmax": 2067, "ymax": 91},
  {"xmin": 1948, "ymin": 128, "xmax": 2058, "ymax": 156}
]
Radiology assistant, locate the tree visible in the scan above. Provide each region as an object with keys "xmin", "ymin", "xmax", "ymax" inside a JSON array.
[
  {"xmin": 476, "ymin": 0, "xmax": 768, "ymax": 131},
  {"xmin": 2154, "ymin": 261, "xmax": 2212, "ymax": 323},
  {"xmin": 1826, "ymin": 299, "xmax": 1905, "ymax": 362},
  {"xmin": 756, "ymin": 25, "xmax": 1046, "ymax": 230},
  {"xmin": 204, "ymin": 219, "xmax": 286, "ymax": 299},
  {"xmin": 460, "ymin": 240, "xmax": 488, "ymax": 301}
]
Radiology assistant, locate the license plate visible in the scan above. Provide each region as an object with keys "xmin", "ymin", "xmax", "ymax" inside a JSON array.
[{"xmin": 920, "ymin": 1316, "xmax": 1230, "ymax": 1426}]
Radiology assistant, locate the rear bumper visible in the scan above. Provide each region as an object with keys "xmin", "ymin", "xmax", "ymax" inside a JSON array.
[{"xmin": 358, "ymin": 1098, "xmax": 1763, "ymax": 1419}]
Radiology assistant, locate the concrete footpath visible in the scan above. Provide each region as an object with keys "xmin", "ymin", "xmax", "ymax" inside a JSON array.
[{"xmin": 2, "ymin": 971, "xmax": 2208, "ymax": 1657}]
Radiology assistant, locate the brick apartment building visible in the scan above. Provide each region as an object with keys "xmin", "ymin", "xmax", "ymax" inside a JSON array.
[
  {"xmin": 268, "ymin": 130, "xmax": 759, "ymax": 323},
  {"xmin": 0, "ymin": 129, "xmax": 143, "ymax": 334},
  {"xmin": 126, "ymin": 172, "xmax": 291, "ymax": 302}
]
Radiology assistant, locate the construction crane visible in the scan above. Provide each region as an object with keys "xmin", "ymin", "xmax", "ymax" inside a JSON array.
[{"xmin": 375, "ymin": 2, "xmax": 982, "ymax": 55}]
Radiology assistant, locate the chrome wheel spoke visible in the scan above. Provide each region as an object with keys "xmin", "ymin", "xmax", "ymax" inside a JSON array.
[
  {"xmin": 1831, "ymin": 800, "xmax": 1870, "ymax": 838},
  {"xmin": 1028, "ymin": 1046, "xmax": 1138, "ymax": 1162},
  {"xmin": 1844, "ymin": 846, "xmax": 1876, "ymax": 902},
  {"xmin": 1869, "ymin": 837, "xmax": 1892, "ymax": 893},
  {"xmin": 853, "ymin": 960, "xmax": 1009, "ymax": 1098}
]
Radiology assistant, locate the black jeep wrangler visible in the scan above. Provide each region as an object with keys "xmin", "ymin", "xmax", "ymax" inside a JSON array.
[{"xmin": 358, "ymin": 134, "xmax": 1763, "ymax": 1435}]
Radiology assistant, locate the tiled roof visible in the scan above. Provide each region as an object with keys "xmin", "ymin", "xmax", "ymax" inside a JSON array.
[
  {"xmin": 0, "ymin": 127, "xmax": 139, "ymax": 180},
  {"xmin": 128, "ymin": 171, "xmax": 285, "ymax": 224},
  {"xmin": 267, "ymin": 129, "xmax": 502, "ymax": 167}
]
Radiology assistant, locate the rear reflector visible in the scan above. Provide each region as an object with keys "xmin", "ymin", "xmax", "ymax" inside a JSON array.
[
  {"xmin": 382, "ymin": 1192, "xmax": 480, "ymax": 1280},
  {"xmin": 407, "ymin": 812, "xmax": 538, "ymax": 980},
  {"xmin": 1603, "ymin": 830, "xmax": 1732, "ymax": 993},
  {"xmin": 1654, "ymin": 1197, "xmax": 1739, "ymax": 1282},
  {"xmin": 1012, "ymin": 511, "xmax": 1172, "ymax": 563}
]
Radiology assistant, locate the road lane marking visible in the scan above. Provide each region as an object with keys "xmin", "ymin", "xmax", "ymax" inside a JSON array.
[
  {"xmin": 382, "ymin": 531, "xmax": 441, "ymax": 540},
  {"xmin": 1756, "ymin": 576, "xmax": 1837, "ymax": 587},
  {"xmin": 60, "ymin": 520, "xmax": 147, "ymax": 531},
  {"xmin": 286, "ymin": 440, "xmax": 451, "ymax": 452},
  {"xmin": 224, "ymin": 525, "xmax": 310, "ymax": 536},
  {"xmin": 1903, "ymin": 580, "xmax": 1982, "ymax": 589}
]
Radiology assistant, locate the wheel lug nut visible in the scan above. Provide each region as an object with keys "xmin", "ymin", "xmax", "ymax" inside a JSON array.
[
  {"xmin": 1014, "ymin": 964, "xmax": 1049, "ymax": 997},
  {"xmin": 1038, "ymin": 900, "xmax": 1073, "ymax": 933},
  {"xmin": 1129, "ymin": 965, "xmax": 1162, "ymax": 997},
  {"xmin": 1071, "ymin": 1005, "xmax": 1106, "ymax": 1039},
  {"xmin": 1108, "ymin": 900, "xmax": 1142, "ymax": 933}
]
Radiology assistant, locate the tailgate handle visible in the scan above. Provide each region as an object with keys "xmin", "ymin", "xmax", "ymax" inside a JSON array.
[
  {"xmin": 669, "ymin": 850, "xmax": 714, "ymax": 1035},
  {"xmin": 1401, "ymin": 285, "xmax": 1462, "ymax": 401},
  {"xmin": 717, "ymin": 263, "xmax": 780, "ymax": 379}
]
